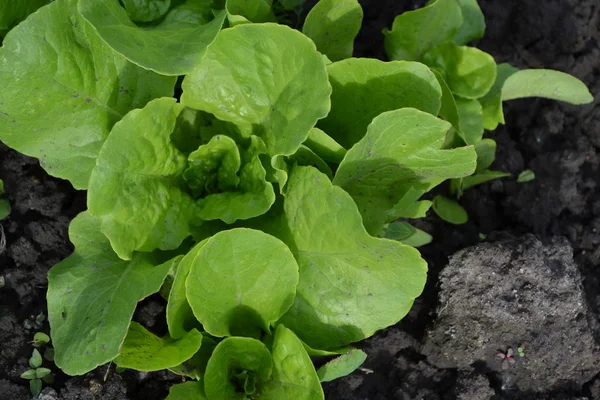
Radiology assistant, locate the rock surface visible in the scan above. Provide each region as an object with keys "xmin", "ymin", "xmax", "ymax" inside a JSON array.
[{"xmin": 424, "ymin": 235, "xmax": 600, "ymax": 392}]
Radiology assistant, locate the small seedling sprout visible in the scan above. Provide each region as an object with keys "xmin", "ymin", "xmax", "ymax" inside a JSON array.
[
  {"xmin": 496, "ymin": 347, "xmax": 516, "ymax": 370},
  {"xmin": 21, "ymin": 349, "xmax": 52, "ymax": 396}
]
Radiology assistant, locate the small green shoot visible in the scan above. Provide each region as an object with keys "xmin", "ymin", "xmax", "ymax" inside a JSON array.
[
  {"xmin": 517, "ymin": 169, "xmax": 535, "ymax": 183},
  {"xmin": 517, "ymin": 346, "xmax": 525, "ymax": 357},
  {"xmin": 21, "ymin": 349, "xmax": 51, "ymax": 396},
  {"xmin": 30, "ymin": 349, "xmax": 42, "ymax": 368},
  {"xmin": 496, "ymin": 347, "xmax": 515, "ymax": 370},
  {"xmin": 32, "ymin": 332, "xmax": 51, "ymax": 346}
]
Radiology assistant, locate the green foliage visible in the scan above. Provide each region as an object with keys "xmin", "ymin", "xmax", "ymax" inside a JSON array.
[
  {"xmin": 274, "ymin": 166, "xmax": 427, "ymax": 349},
  {"xmin": 302, "ymin": 0, "xmax": 363, "ymax": 62},
  {"xmin": 182, "ymin": 23, "xmax": 331, "ymax": 156},
  {"xmin": 316, "ymin": 349, "xmax": 367, "ymax": 382},
  {"xmin": 432, "ymin": 195, "xmax": 469, "ymax": 225},
  {"xmin": 383, "ymin": 222, "xmax": 433, "ymax": 248},
  {"xmin": 333, "ymin": 108, "xmax": 476, "ymax": 235},
  {"xmin": 78, "ymin": 0, "xmax": 226, "ymax": 75},
  {"xmin": 185, "ymin": 229, "xmax": 299, "ymax": 338},
  {"xmin": 115, "ymin": 322, "xmax": 203, "ymax": 371},
  {"xmin": 453, "ymin": 0, "xmax": 485, "ymax": 45},
  {"xmin": 0, "ymin": 0, "xmax": 49, "ymax": 36},
  {"xmin": 0, "ymin": 180, "xmax": 9, "ymax": 220},
  {"xmin": 121, "ymin": 0, "xmax": 171, "ymax": 22},
  {"xmin": 383, "ymin": 0, "xmax": 463, "ymax": 61},
  {"xmin": 32, "ymin": 332, "xmax": 51, "ymax": 346},
  {"xmin": 384, "ymin": 0, "xmax": 591, "ymax": 224},
  {"xmin": 502, "ymin": 69, "xmax": 593, "ymax": 104},
  {"xmin": 167, "ymin": 381, "xmax": 207, "ymax": 400},
  {"xmin": 88, "ymin": 98, "xmax": 195, "ymax": 260},
  {"xmin": 517, "ymin": 169, "xmax": 536, "ymax": 183},
  {"xmin": 47, "ymin": 212, "xmax": 175, "ymax": 375},
  {"xmin": 0, "ymin": 0, "xmax": 175, "ymax": 189},
  {"xmin": 319, "ymin": 58, "xmax": 442, "ymax": 148},
  {"xmin": 21, "ymin": 349, "xmax": 52, "ymax": 396},
  {"xmin": 0, "ymin": 0, "xmax": 591, "ymax": 397}
]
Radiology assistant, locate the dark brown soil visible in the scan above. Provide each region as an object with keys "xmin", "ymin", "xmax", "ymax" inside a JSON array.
[{"xmin": 1, "ymin": 0, "xmax": 599, "ymax": 399}]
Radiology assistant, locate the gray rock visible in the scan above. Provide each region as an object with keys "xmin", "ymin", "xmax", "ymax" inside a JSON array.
[
  {"xmin": 455, "ymin": 370, "xmax": 494, "ymax": 400},
  {"xmin": 38, "ymin": 387, "xmax": 59, "ymax": 400},
  {"xmin": 423, "ymin": 235, "xmax": 600, "ymax": 392}
]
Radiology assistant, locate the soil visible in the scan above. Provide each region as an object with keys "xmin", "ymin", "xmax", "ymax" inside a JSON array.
[{"xmin": 1, "ymin": 0, "xmax": 599, "ymax": 399}]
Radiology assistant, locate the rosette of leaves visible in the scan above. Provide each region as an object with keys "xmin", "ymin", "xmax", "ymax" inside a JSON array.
[
  {"xmin": 0, "ymin": 0, "xmax": 589, "ymax": 397},
  {"xmin": 384, "ymin": 0, "xmax": 592, "ymax": 224},
  {"xmin": 39, "ymin": 8, "xmax": 478, "ymax": 397}
]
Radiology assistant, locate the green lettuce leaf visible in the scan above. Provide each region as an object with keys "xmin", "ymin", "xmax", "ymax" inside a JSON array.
[
  {"xmin": 166, "ymin": 242, "xmax": 206, "ymax": 339},
  {"xmin": 272, "ymin": 166, "xmax": 427, "ymax": 349},
  {"xmin": 302, "ymin": 0, "xmax": 363, "ymax": 62},
  {"xmin": 204, "ymin": 337, "xmax": 273, "ymax": 399},
  {"xmin": 383, "ymin": 0, "xmax": 462, "ymax": 61},
  {"xmin": 168, "ymin": 335, "xmax": 217, "ymax": 379},
  {"xmin": 386, "ymin": 187, "xmax": 433, "ymax": 221},
  {"xmin": 121, "ymin": 0, "xmax": 171, "ymax": 22},
  {"xmin": 291, "ymin": 145, "xmax": 333, "ymax": 179},
  {"xmin": 0, "ymin": 0, "xmax": 49, "ymax": 33},
  {"xmin": 0, "ymin": 199, "xmax": 9, "ymax": 220},
  {"xmin": 459, "ymin": 170, "xmax": 510, "ymax": 191},
  {"xmin": 226, "ymin": 0, "xmax": 274, "ymax": 26},
  {"xmin": 517, "ymin": 169, "xmax": 535, "ymax": 183},
  {"xmin": 114, "ymin": 322, "xmax": 202, "ymax": 371},
  {"xmin": 453, "ymin": 0, "xmax": 485, "ymax": 45},
  {"xmin": 383, "ymin": 222, "xmax": 433, "ymax": 248},
  {"xmin": 501, "ymin": 69, "xmax": 593, "ymax": 104},
  {"xmin": 166, "ymin": 381, "xmax": 206, "ymax": 400},
  {"xmin": 191, "ymin": 136, "xmax": 276, "ymax": 224},
  {"xmin": 318, "ymin": 58, "xmax": 442, "ymax": 148},
  {"xmin": 424, "ymin": 43, "xmax": 496, "ymax": 99},
  {"xmin": 303, "ymin": 127, "xmax": 347, "ymax": 165},
  {"xmin": 432, "ymin": 69, "xmax": 462, "ymax": 138},
  {"xmin": 78, "ymin": 0, "xmax": 226, "ymax": 75},
  {"xmin": 479, "ymin": 63, "xmax": 518, "ymax": 130},
  {"xmin": 474, "ymin": 138, "xmax": 497, "ymax": 172},
  {"xmin": 88, "ymin": 98, "xmax": 195, "ymax": 260},
  {"xmin": 432, "ymin": 195, "xmax": 468, "ymax": 224},
  {"xmin": 316, "ymin": 348, "xmax": 367, "ymax": 382},
  {"xmin": 382, "ymin": 221, "xmax": 416, "ymax": 241},
  {"xmin": 261, "ymin": 325, "xmax": 324, "ymax": 399},
  {"xmin": 186, "ymin": 229, "xmax": 299, "ymax": 338},
  {"xmin": 455, "ymin": 97, "xmax": 484, "ymax": 144},
  {"xmin": 184, "ymin": 135, "xmax": 241, "ymax": 198},
  {"xmin": 0, "ymin": 180, "xmax": 9, "ymax": 220},
  {"xmin": 0, "ymin": 0, "xmax": 175, "ymax": 189},
  {"xmin": 182, "ymin": 23, "xmax": 331, "ymax": 156},
  {"xmin": 333, "ymin": 108, "xmax": 477, "ymax": 235},
  {"xmin": 47, "ymin": 212, "xmax": 174, "ymax": 375}
]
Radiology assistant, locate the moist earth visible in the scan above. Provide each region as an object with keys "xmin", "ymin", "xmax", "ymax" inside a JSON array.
[{"xmin": 1, "ymin": 0, "xmax": 600, "ymax": 399}]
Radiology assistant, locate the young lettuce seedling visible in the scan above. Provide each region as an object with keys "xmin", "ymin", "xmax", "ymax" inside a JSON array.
[{"xmin": 383, "ymin": 0, "xmax": 592, "ymax": 226}]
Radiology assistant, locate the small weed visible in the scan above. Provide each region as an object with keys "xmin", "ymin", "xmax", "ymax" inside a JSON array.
[{"xmin": 496, "ymin": 347, "xmax": 516, "ymax": 370}]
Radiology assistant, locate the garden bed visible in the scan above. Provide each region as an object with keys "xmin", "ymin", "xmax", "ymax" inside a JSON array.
[{"xmin": 1, "ymin": 0, "xmax": 599, "ymax": 398}]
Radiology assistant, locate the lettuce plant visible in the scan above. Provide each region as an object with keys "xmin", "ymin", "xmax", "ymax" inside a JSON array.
[
  {"xmin": 0, "ymin": 0, "xmax": 591, "ymax": 398},
  {"xmin": 383, "ymin": 0, "xmax": 592, "ymax": 226}
]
